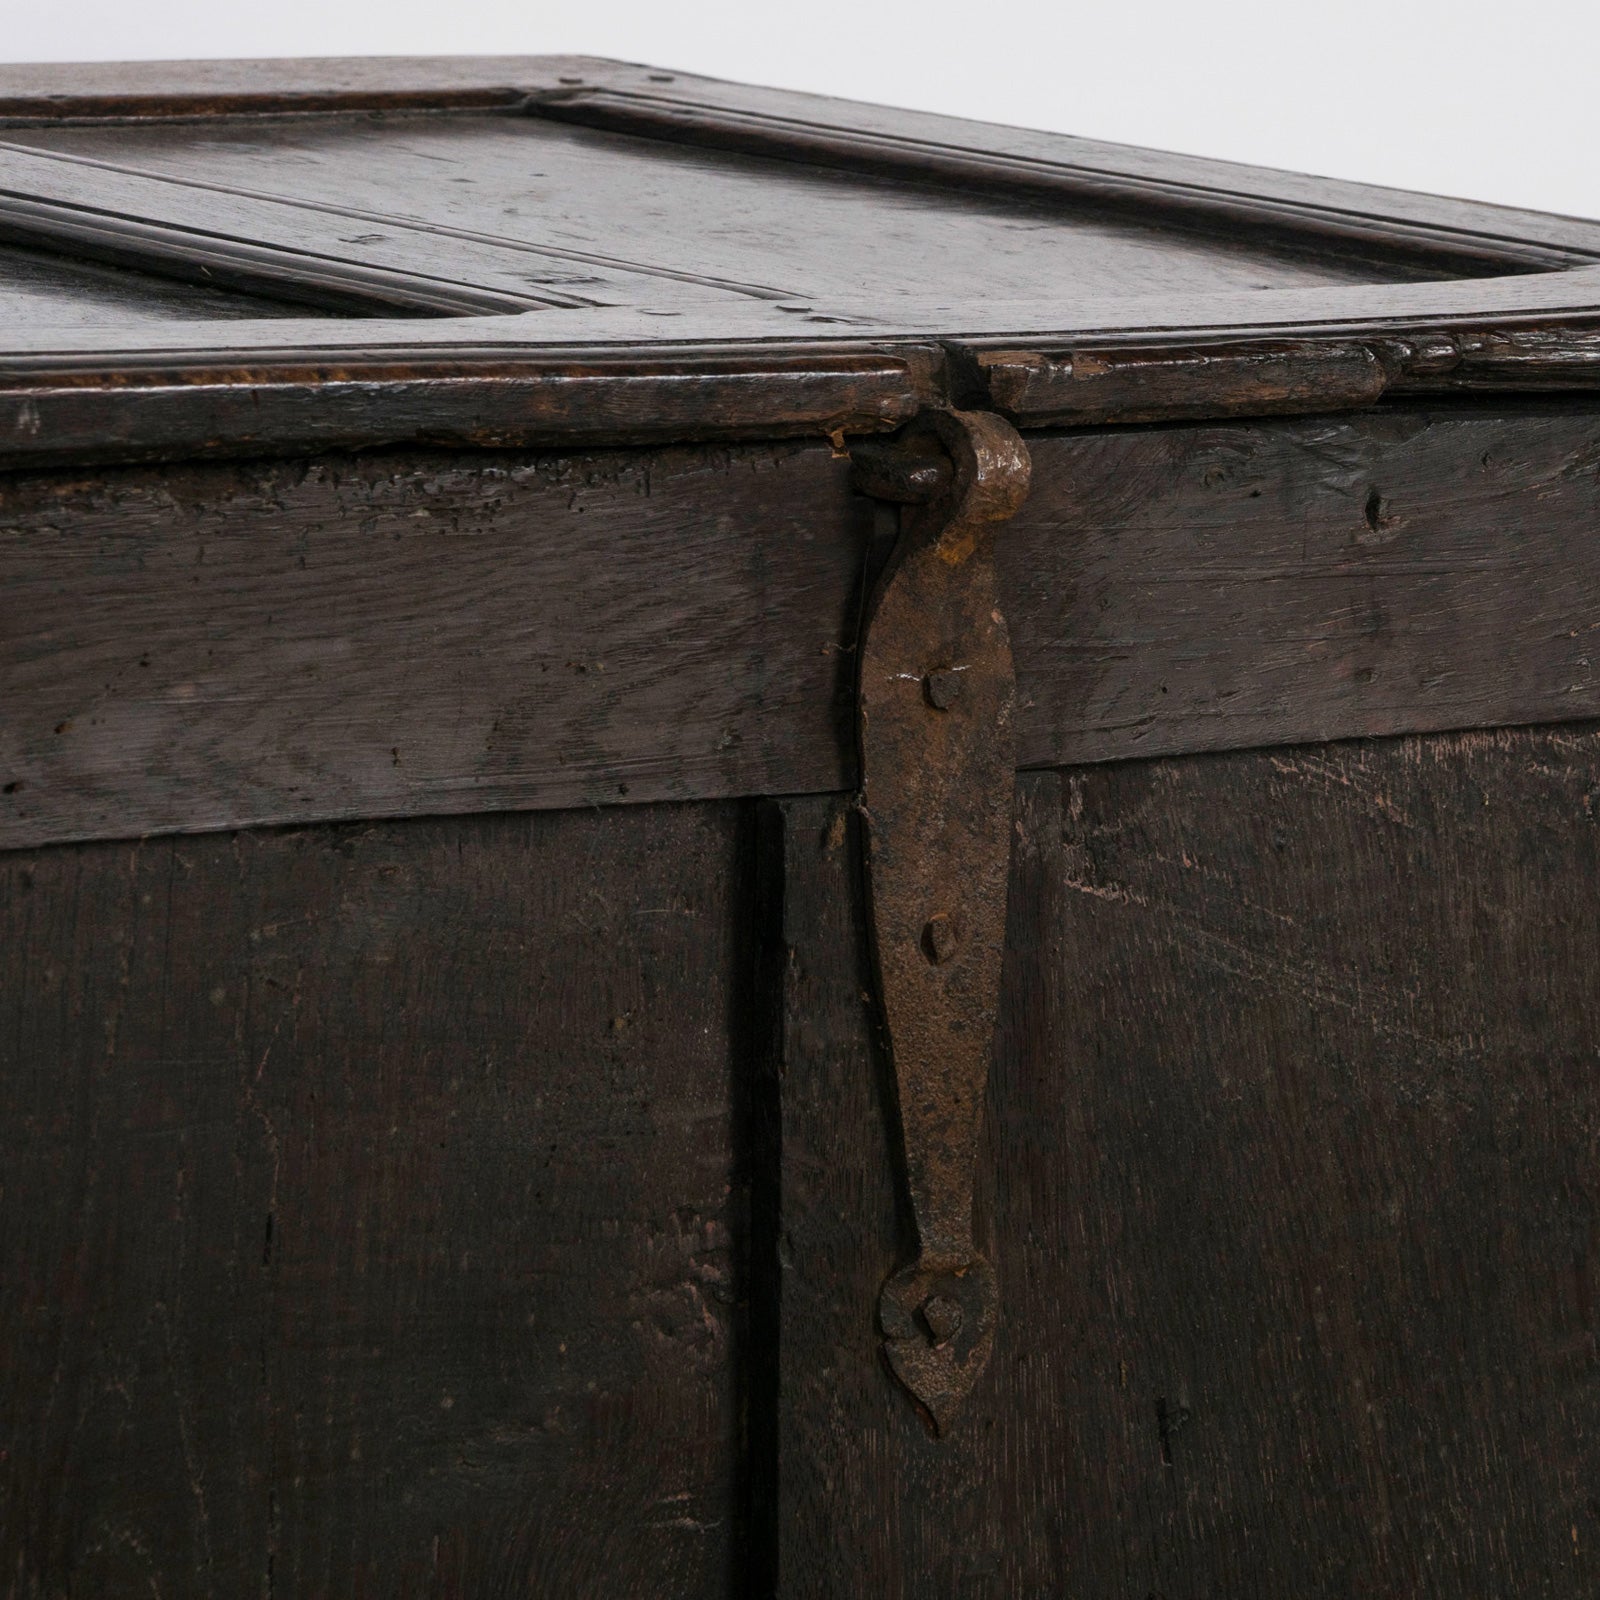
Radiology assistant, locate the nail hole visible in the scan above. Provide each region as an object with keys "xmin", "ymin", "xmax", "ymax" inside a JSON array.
[
  {"xmin": 1364, "ymin": 487, "xmax": 1386, "ymax": 533},
  {"xmin": 921, "ymin": 912, "xmax": 960, "ymax": 965}
]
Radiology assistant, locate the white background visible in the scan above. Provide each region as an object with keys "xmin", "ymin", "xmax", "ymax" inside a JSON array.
[{"xmin": 4, "ymin": 0, "xmax": 1596, "ymax": 221}]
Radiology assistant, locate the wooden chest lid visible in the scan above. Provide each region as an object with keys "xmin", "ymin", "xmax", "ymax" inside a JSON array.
[{"xmin": 2, "ymin": 54, "xmax": 1600, "ymax": 465}]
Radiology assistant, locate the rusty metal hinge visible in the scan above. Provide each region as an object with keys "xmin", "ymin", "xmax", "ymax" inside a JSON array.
[{"xmin": 849, "ymin": 409, "xmax": 1032, "ymax": 1435}]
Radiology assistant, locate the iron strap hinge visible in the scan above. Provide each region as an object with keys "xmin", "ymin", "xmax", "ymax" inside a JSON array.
[{"xmin": 849, "ymin": 410, "xmax": 1033, "ymax": 1435}]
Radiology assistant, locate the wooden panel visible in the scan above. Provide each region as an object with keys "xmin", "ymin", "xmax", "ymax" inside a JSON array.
[
  {"xmin": 6, "ymin": 58, "xmax": 1600, "ymax": 465},
  {"xmin": 1010, "ymin": 405, "xmax": 1600, "ymax": 766},
  {"xmin": 0, "ymin": 136, "xmax": 791, "ymax": 318},
  {"xmin": 0, "ymin": 243, "xmax": 309, "ymax": 327},
  {"xmin": 0, "ymin": 339, "xmax": 935, "ymax": 474},
  {"xmin": 771, "ymin": 725, "xmax": 1600, "ymax": 1596},
  {"xmin": 532, "ymin": 61, "xmax": 1600, "ymax": 266},
  {"xmin": 0, "ymin": 798, "xmax": 753, "ymax": 1596},
  {"xmin": 0, "ymin": 440, "xmax": 874, "ymax": 849},
  {"xmin": 12, "ymin": 269, "xmax": 1600, "ymax": 472},
  {"xmin": 531, "ymin": 93, "xmax": 1558, "ymax": 279},
  {"xmin": 1, "ymin": 55, "xmax": 1595, "ymax": 268},
  {"xmin": 18, "ymin": 114, "xmax": 1435, "ymax": 321},
  {"xmin": 0, "ymin": 54, "xmax": 592, "ymax": 117},
  {"xmin": 9, "ymin": 407, "xmax": 1600, "ymax": 850}
]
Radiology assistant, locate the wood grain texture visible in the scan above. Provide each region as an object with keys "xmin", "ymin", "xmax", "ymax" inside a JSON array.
[
  {"xmin": 531, "ymin": 61, "xmax": 1600, "ymax": 265},
  {"xmin": 16, "ymin": 274, "xmax": 1600, "ymax": 469},
  {"xmin": 0, "ymin": 798, "xmax": 753, "ymax": 1598},
  {"xmin": 1007, "ymin": 405, "xmax": 1600, "ymax": 768},
  {"xmin": 0, "ymin": 54, "xmax": 1593, "ymax": 266},
  {"xmin": 15, "ymin": 112, "xmax": 1443, "ymax": 328},
  {"xmin": 0, "ymin": 340, "xmax": 938, "ymax": 472},
  {"xmin": 772, "ymin": 726, "xmax": 1600, "ymax": 1597},
  {"xmin": 10, "ymin": 407, "xmax": 1600, "ymax": 850},
  {"xmin": 0, "ymin": 55, "xmax": 599, "ymax": 120},
  {"xmin": 0, "ymin": 133, "xmax": 811, "ymax": 319},
  {"xmin": 0, "ymin": 439, "xmax": 875, "ymax": 850},
  {"xmin": 531, "ymin": 89, "xmax": 1574, "ymax": 278},
  {"xmin": 1, "ymin": 59, "xmax": 1600, "ymax": 464},
  {"xmin": 0, "ymin": 243, "xmax": 310, "ymax": 328}
]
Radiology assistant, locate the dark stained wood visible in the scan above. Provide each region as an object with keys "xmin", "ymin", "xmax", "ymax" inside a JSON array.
[
  {"xmin": 0, "ymin": 135, "xmax": 807, "ymax": 318},
  {"xmin": 0, "ymin": 798, "xmax": 753, "ymax": 1597},
  {"xmin": 0, "ymin": 57, "xmax": 1598, "ymax": 465},
  {"xmin": 765, "ymin": 794, "xmax": 901, "ymax": 1597},
  {"xmin": 532, "ymin": 89, "xmax": 1579, "ymax": 278},
  {"xmin": 0, "ymin": 141, "xmax": 542, "ymax": 317},
  {"xmin": 0, "ymin": 242, "xmax": 310, "ymax": 327},
  {"xmin": 14, "ymin": 113, "xmax": 1452, "ymax": 329},
  {"xmin": 972, "ymin": 338, "xmax": 1398, "ymax": 425},
  {"xmin": 533, "ymin": 62, "xmax": 1600, "ymax": 265},
  {"xmin": 0, "ymin": 340, "xmax": 939, "ymax": 472},
  {"xmin": 0, "ymin": 55, "xmax": 599, "ymax": 121},
  {"xmin": 7, "ymin": 53, "xmax": 1600, "ymax": 1598},
  {"xmin": 11, "ymin": 406, "xmax": 1600, "ymax": 851},
  {"xmin": 13, "ymin": 276, "xmax": 1600, "ymax": 471},
  {"xmin": 971, "ymin": 326, "xmax": 1600, "ymax": 427},
  {"xmin": 0, "ymin": 54, "xmax": 1593, "ymax": 267},
  {"xmin": 0, "ymin": 440, "xmax": 873, "ymax": 850},
  {"xmin": 772, "ymin": 725, "xmax": 1600, "ymax": 1596},
  {"xmin": 1007, "ymin": 405, "xmax": 1600, "ymax": 769}
]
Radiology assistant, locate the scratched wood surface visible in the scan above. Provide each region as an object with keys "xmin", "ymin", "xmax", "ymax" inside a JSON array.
[
  {"xmin": 1008, "ymin": 403, "xmax": 1600, "ymax": 768},
  {"xmin": 0, "ymin": 799, "xmax": 753, "ymax": 1598},
  {"xmin": 11, "ymin": 113, "xmax": 1427, "ymax": 326},
  {"xmin": 10, "ymin": 406, "xmax": 1600, "ymax": 851},
  {"xmin": 0, "ymin": 243, "xmax": 307, "ymax": 328},
  {"xmin": 770, "ymin": 727, "xmax": 1600, "ymax": 1598},
  {"xmin": 5, "ymin": 54, "xmax": 1600, "ymax": 469},
  {"xmin": 0, "ymin": 440, "xmax": 874, "ymax": 849},
  {"xmin": 0, "ymin": 58, "xmax": 1589, "ymax": 346},
  {"xmin": 0, "ymin": 53, "xmax": 1594, "ymax": 275}
]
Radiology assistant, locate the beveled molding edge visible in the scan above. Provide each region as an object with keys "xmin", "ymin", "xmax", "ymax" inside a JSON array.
[
  {"xmin": 7, "ymin": 316, "xmax": 1600, "ymax": 470},
  {"xmin": 0, "ymin": 53, "xmax": 1592, "ymax": 268},
  {"xmin": 0, "ymin": 343, "xmax": 947, "ymax": 471},
  {"xmin": 0, "ymin": 192, "xmax": 542, "ymax": 319},
  {"xmin": 963, "ymin": 321, "xmax": 1600, "ymax": 427},
  {"xmin": 530, "ymin": 87, "xmax": 1593, "ymax": 278}
]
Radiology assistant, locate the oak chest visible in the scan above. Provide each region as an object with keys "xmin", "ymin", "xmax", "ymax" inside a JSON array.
[{"xmin": 4, "ymin": 54, "xmax": 1600, "ymax": 1598}]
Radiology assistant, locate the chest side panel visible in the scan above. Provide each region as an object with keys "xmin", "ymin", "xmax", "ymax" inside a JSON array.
[
  {"xmin": 0, "ymin": 441, "xmax": 873, "ymax": 849},
  {"xmin": 9, "ymin": 406, "xmax": 1600, "ymax": 853},
  {"xmin": 0, "ymin": 798, "xmax": 754, "ymax": 1597},
  {"xmin": 772, "ymin": 726, "xmax": 1600, "ymax": 1596}
]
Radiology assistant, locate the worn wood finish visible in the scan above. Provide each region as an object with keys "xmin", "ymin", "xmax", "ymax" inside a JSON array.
[
  {"xmin": 531, "ymin": 90, "xmax": 1575, "ymax": 278},
  {"xmin": 0, "ymin": 338, "xmax": 939, "ymax": 475},
  {"xmin": 0, "ymin": 440, "xmax": 873, "ymax": 849},
  {"xmin": 9, "ymin": 406, "xmax": 1600, "ymax": 851},
  {"xmin": 0, "ymin": 55, "xmax": 1594, "ymax": 266},
  {"xmin": 0, "ymin": 56, "xmax": 594, "ymax": 119},
  {"xmin": 0, "ymin": 798, "xmax": 753, "ymax": 1598},
  {"xmin": 16, "ymin": 279, "xmax": 1600, "ymax": 472},
  {"xmin": 771, "ymin": 724, "xmax": 1600, "ymax": 1597},
  {"xmin": 0, "ymin": 243, "xmax": 308, "ymax": 328},
  {"xmin": 7, "ymin": 52, "xmax": 1600, "ymax": 1598},
  {"xmin": 1, "ymin": 57, "xmax": 1600, "ymax": 465},
  {"xmin": 14, "ymin": 115, "xmax": 1442, "ymax": 325},
  {"xmin": 0, "ymin": 134, "xmax": 814, "ymax": 318},
  {"xmin": 523, "ymin": 62, "xmax": 1600, "ymax": 266},
  {"xmin": 1008, "ymin": 405, "xmax": 1600, "ymax": 769}
]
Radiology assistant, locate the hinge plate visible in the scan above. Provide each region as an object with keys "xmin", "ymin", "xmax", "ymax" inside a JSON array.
[{"xmin": 851, "ymin": 409, "xmax": 1032, "ymax": 1435}]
